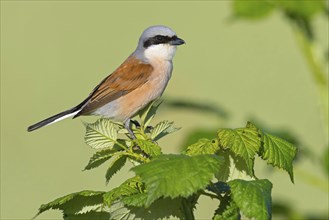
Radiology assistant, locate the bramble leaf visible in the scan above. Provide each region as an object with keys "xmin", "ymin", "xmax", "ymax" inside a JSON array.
[
  {"xmin": 122, "ymin": 193, "xmax": 148, "ymax": 207},
  {"xmin": 105, "ymin": 156, "xmax": 127, "ymax": 183},
  {"xmin": 132, "ymin": 154, "xmax": 223, "ymax": 206},
  {"xmin": 185, "ymin": 138, "xmax": 218, "ymax": 156},
  {"xmin": 232, "ymin": 0, "xmax": 274, "ymax": 19},
  {"xmin": 215, "ymin": 151, "xmax": 231, "ymax": 181},
  {"xmin": 217, "ymin": 127, "xmax": 261, "ymax": 176},
  {"xmin": 150, "ymin": 120, "xmax": 180, "ymax": 141},
  {"xmin": 134, "ymin": 139, "xmax": 162, "ymax": 157},
  {"xmin": 36, "ymin": 190, "xmax": 105, "ymax": 217},
  {"xmin": 84, "ymin": 118, "xmax": 118, "ymax": 149},
  {"xmin": 260, "ymin": 132, "xmax": 297, "ymax": 183},
  {"xmin": 64, "ymin": 211, "xmax": 111, "ymax": 220},
  {"xmin": 229, "ymin": 179, "xmax": 272, "ymax": 220},
  {"xmin": 84, "ymin": 145, "xmax": 121, "ymax": 170},
  {"xmin": 103, "ymin": 176, "xmax": 142, "ymax": 207},
  {"xmin": 108, "ymin": 198, "xmax": 184, "ymax": 220},
  {"xmin": 139, "ymin": 99, "xmax": 162, "ymax": 129},
  {"xmin": 213, "ymin": 195, "xmax": 240, "ymax": 220}
]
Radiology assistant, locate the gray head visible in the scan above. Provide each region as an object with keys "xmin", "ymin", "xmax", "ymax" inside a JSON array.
[{"xmin": 134, "ymin": 25, "xmax": 185, "ymax": 62}]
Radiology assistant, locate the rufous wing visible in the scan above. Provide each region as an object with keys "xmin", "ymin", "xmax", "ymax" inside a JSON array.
[{"xmin": 75, "ymin": 56, "xmax": 153, "ymax": 116}]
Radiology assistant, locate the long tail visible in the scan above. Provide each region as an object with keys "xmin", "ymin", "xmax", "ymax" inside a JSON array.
[{"xmin": 27, "ymin": 105, "xmax": 82, "ymax": 132}]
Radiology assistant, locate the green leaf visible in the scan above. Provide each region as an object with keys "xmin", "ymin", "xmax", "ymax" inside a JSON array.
[
  {"xmin": 230, "ymin": 153, "xmax": 252, "ymax": 178},
  {"xmin": 134, "ymin": 139, "xmax": 162, "ymax": 157},
  {"xmin": 260, "ymin": 132, "xmax": 297, "ymax": 183},
  {"xmin": 232, "ymin": 0, "xmax": 274, "ymax": 19},
  {"xmin": 105, "ymin": 156, "xmax": 127, "ymax": 183},
  {"xmin": 132, "ymin": 154, "xmax": 223, "ymax": 206},
  {"xmin": 217, "ymin": 127, "xmax": 261, "ymax": 176},
  {"xmin": 185, "ymin": 138, "xmax": 218, "ymax": 156},
  {"xmin": 84, "ymin": 118, "xmax": 118, "ymax": 149},
  {"xmin": 213, "ymin": 195, "xmax": 240, "ymax": 220},
  {"xmin": 103, "ymin": 176, "xmax": 142, "ymax": 207},
  {"xmin": 139, "ymin": 99, "xmax": 162, "ymax": 128},
  {"xmin": 64, "ymin": 211, "xmax": 111, "ymax": 220},
  {"xmin": 107, "ymin": 198, "xmax": 184, "ymax": 220},
  {"xmin": 275, "ymin": 0, "xmax": 326, "ymax": 18},
  {"xmin": 229, "ymin": 179, "xmax": 272, "ymax": 220},
  {"xmin": 150, "ymin": 120, "xmax": 180, "ymax": 141},
  {"xmin": 84, "ymin": 145, "xmax": 121, "ymax": 170},
  {"xmin": 215, "ymin": 151, "xmax": 231, "ymax": 182},
  {"xmin": 36, "ymin": 190, "xmax": 105, "ymax": 217},
  {"xmin": 122, "ymin": 193, "xmax": 148, "ymax": 207}
]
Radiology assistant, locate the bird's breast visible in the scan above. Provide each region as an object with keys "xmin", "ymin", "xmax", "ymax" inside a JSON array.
[
  {"xmin": 118, "ymin": 60, "xmax": 173, "ymax": 116},
  {"xmin": 93, "ymin": 60, "xmax": 173, "ymax": 121}
]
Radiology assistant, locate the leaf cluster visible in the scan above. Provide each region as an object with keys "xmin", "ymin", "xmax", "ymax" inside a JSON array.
[{"xmin": 35, "ymin": 101, "xmax": 297, "ymax": 220}]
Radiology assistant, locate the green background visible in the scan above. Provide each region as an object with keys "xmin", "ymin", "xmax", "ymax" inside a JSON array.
[{"xmin": 1, "ymin": 1, "xmax": 328, "ymax": 219}]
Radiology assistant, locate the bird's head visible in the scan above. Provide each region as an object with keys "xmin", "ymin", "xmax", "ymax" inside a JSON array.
[{"xmin": 136, "ymin": 25, "xmax": 185, "ymax": 62}]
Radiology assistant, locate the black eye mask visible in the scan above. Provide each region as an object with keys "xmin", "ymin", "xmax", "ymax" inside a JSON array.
[{"xmin": 143, "ymin": 35, "xmax": 178, "ymax": 48}]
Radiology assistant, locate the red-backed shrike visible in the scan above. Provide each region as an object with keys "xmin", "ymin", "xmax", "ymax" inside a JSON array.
[{"xmin": 27, "ymin": 25, "xmax": 185, "ymax": 136}]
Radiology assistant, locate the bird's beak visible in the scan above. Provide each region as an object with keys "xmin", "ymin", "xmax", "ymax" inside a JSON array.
[{"xmin": 170, "ymin": 37, "xmax": 185, "ymax": 46}]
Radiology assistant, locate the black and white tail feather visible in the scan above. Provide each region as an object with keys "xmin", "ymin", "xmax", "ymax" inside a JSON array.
[{"xmin": 27, "ymin": 100, "xmax": 87, "ymax": 132}]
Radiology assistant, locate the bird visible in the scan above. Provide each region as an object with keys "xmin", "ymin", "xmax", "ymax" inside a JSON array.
[{"xmin": 27, "ymin": 25, "xmax": 185, "ymax": 137}]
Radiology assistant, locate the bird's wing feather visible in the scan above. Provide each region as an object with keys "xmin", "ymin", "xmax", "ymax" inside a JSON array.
[{"xmin": 76, "ymin": 56, "xmax": 153, "ymax": 116}]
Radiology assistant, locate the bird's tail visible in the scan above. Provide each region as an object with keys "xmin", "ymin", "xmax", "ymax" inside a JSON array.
[{"xmin": 27, "ymin": 105, "xmax": 82, "ymax": 132}]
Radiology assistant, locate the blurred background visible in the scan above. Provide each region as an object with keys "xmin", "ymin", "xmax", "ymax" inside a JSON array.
[{"xmin": 1, "ymin": 1, "xmax": 328, "ymax": 219}]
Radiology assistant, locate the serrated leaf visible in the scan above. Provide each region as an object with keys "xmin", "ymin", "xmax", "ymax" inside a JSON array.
[
  {"xmin": 229, "ymin": 179, "xmax": 272, "ymax": 220},
  {"xmin": 150, "ymin": 120, "xmax": 180, "ymax": 141},
  {"xmin": 107, "ymin": 197, "xmax": 184, "ymax": 220},
  {"xmin": 84, "ymin": 118, "xmax": 118, "ymax": 149},
  {"xmin": 105, "ymin": 156, "xmax": 127, "ymax": 183},
  {"xmin": 261, "ymin": 132, "xmax": 297, "ymax": 183},
  {"xmin": 185, "ymin": 138, "xmax": 218, "ymax": 156},
  {"xmin": 63, "ymin": 211, "xmax": 111, "ymax": 220},
  {"xmin": 132, "ymin": 154, "xmax": 223, "ymax": 207},
  {"xmin": 139, "ymin": 99, "xmax": 162, "ymax": 128},
  {"xmin": 217, "ymin": 128, "xmax": 261, "ymax": 176},
  {"xmin": 103, "ymin": 176, "xmax": 142, "ymax": 207},
  {"xmin": 232, "ymin": 0, "xmax": 274, "ymax": 19},
  {"xmin": 134, "ymin": 139, "xmax": 162, "ymax": 157},
  {"xmin": 213, "ymin": 195, "xmax": 240, "ymax": 220},
  {"xmin": 84, "ymin": 145, "xmax": 121, "ymax": 170},
  {"xmin": 215, "ymin": 151, "xmax": 231, "ymax": 182},
  {"xmin": 122, "ymin": 193, "xmax": 148, "ymax": 207},
  {"xmin": 36, "ymin": 190, "xmax": 105, "ymax": 217}
]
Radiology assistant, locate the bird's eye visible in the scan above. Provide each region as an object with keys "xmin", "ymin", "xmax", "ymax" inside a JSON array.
[{"xmin": 156, "ymin": 35, "xmax": 165, "ymax": 41}]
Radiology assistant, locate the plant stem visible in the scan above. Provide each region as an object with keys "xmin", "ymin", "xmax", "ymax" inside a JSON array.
[
  {"xmin": 122, "ymin": 152, "xmax": 149, "ymax": 163},
  {"xmin": 200, "ymin": 190, "xmax": 220, "ymax": 200},
  {"xmin": 293, "ymin": 26, "xmax": 329, "ymax": 139},
  {"xmin": 295, "ymin": 167, "xmax": 329, "ymax": 192},
  {"xmin": 181, "ymin": 198, "xmax": 195, "ymax": 220}
]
